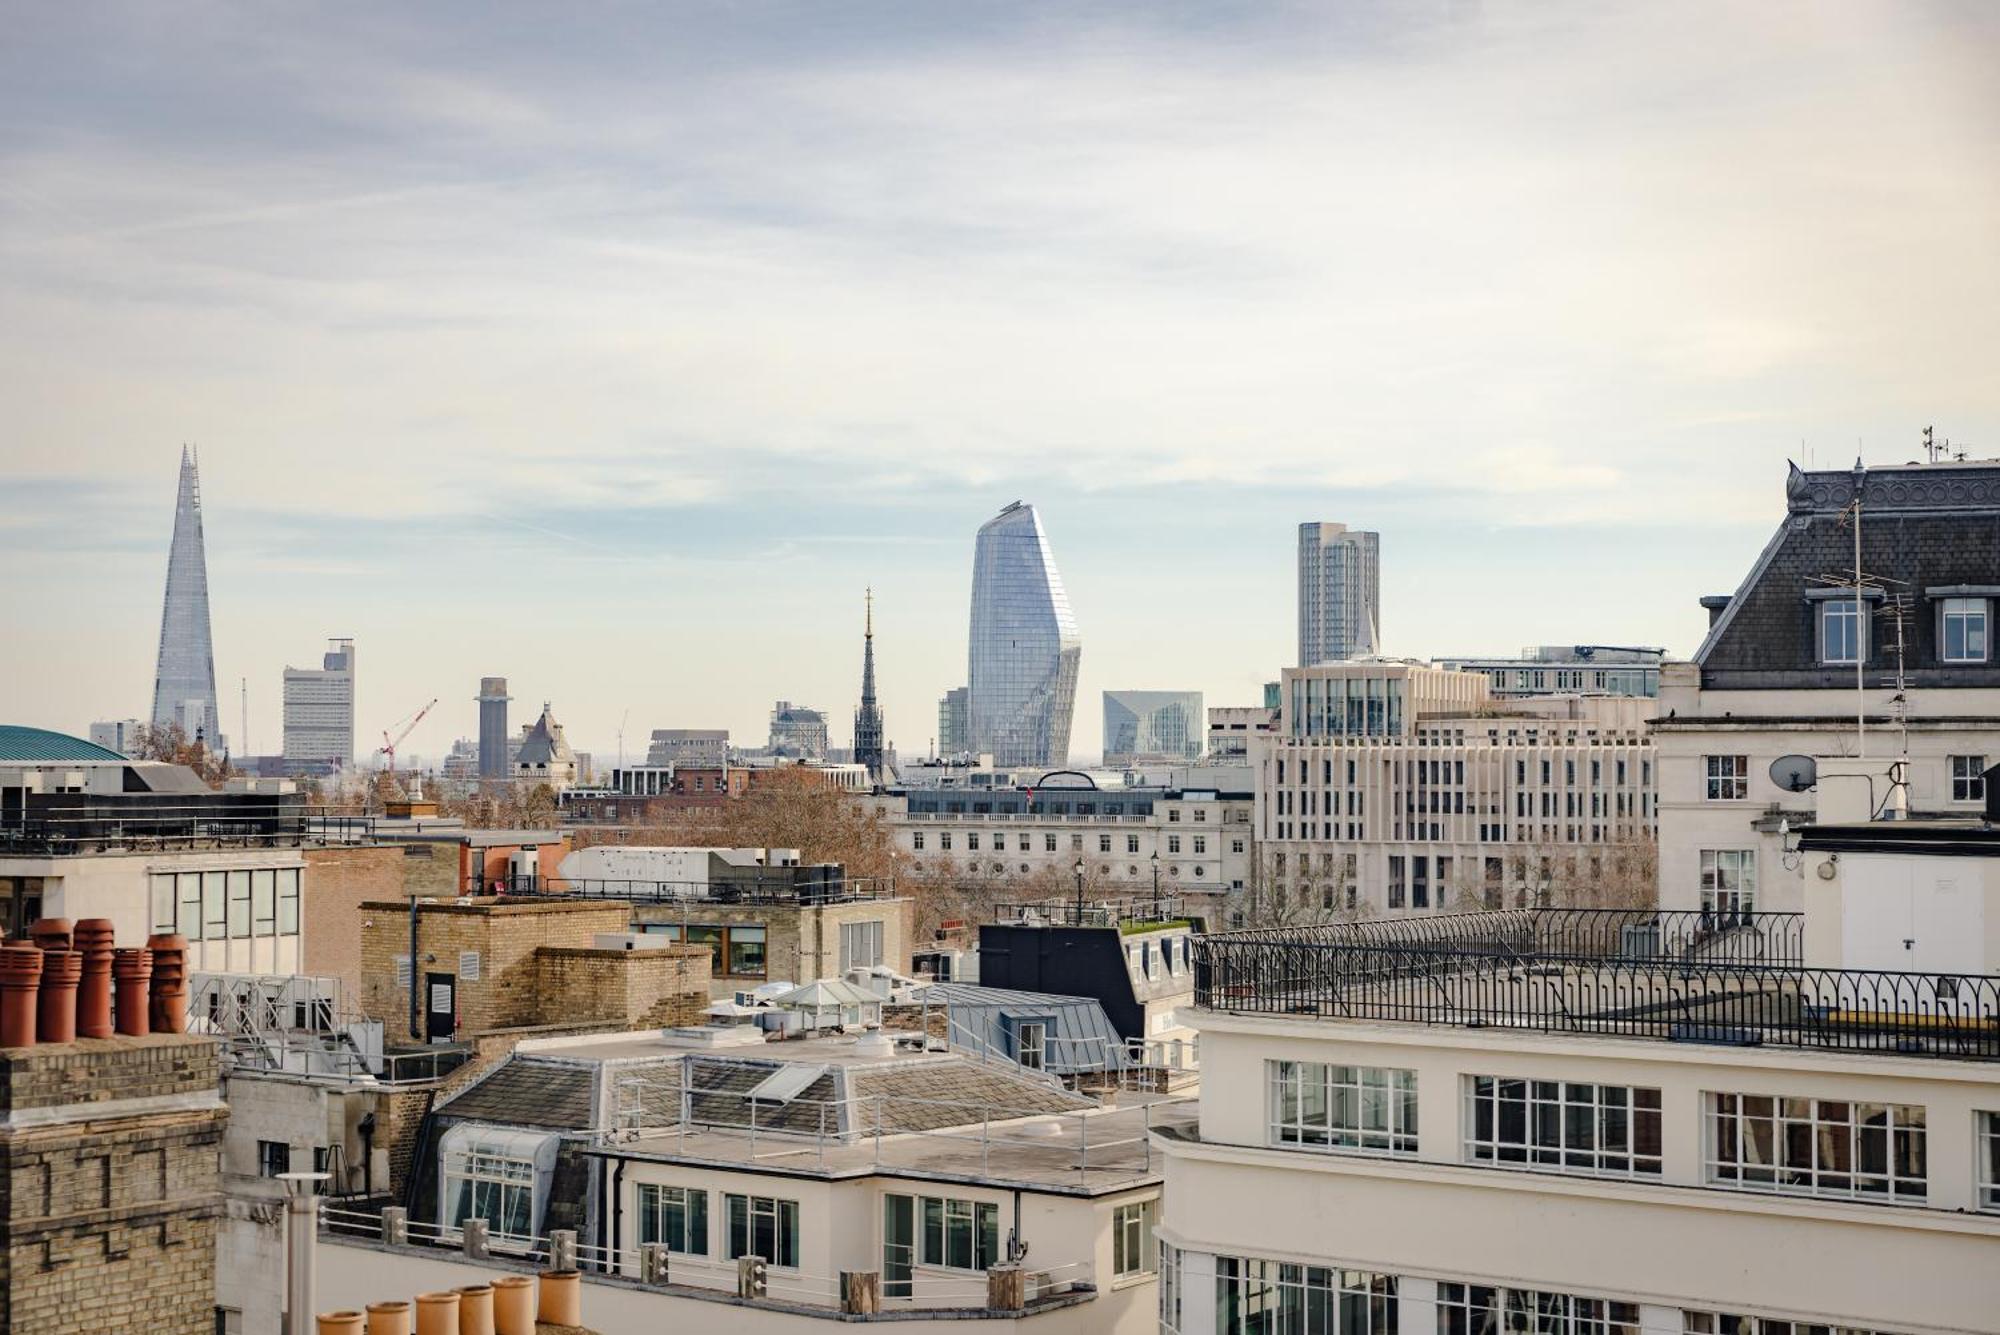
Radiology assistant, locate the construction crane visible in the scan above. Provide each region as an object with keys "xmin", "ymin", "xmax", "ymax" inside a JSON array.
[{"xmin": 376, "ymin": 698, "xmax": 439, "ymax": 777}]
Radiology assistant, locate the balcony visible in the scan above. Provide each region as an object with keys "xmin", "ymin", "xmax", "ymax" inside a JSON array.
[{"xmin": 1192, "ymin": 909, "xmax": 2000, "ymax": 1061}]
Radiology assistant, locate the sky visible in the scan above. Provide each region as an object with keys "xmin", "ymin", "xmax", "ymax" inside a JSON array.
[{"xmin": 3, "ymin": 1, "xmax": 1998, "ymax": 766}]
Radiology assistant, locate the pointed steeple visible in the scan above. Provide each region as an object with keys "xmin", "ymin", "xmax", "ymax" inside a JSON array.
[
  {"xmin": 151, "ymin": 446, "xmax": 222, "ymax": 748},
  {"xmin": 853, "ymin": 587, "xmax": 886, "ymax": 783}
]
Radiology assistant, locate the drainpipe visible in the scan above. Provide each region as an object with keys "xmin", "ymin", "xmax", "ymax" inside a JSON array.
[
  {"xmin": 609, "ymin": 1157, "xmax": 628, "ymax": 1276},
  {"xmin": 407, "ymin": 895, "xmax": 421, "ymax": 1042},
  {"xmin": 279, "ymin": 1171, "xmax": 330, "ymax": 1335}
]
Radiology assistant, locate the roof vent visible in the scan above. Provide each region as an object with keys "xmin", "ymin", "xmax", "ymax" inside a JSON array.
[{"xmin": 746, "ymin": 1063, "xmax": 826, "ymax": 1105}]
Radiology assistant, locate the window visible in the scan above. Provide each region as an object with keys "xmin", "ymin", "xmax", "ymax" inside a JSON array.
[
  {"xmin": 1268, "ymin": 1062, "xmax": 1417, "ymax": 1154},
  {"xmin": 1980, "ymin": 1112, "xmax": 2000, "ymax": 1212},
  {"xmin": 940, "ymin": 833, "xmax": 952, "ymax": 851},
  {"xmin": 912, "ymin": 832, "xmax": 925, "ymax": 851},
  {"xmin": 1707, "ymin": 1094, "xmax": 1927, "ymax": 1202},
  {"xmin": 1699, "ymin": 850, "xmax": 1756, "ymax": 918},
  {"xmin": 676, "ymin": 924, "xmax": 767, "ymax": 978},
  {"xmin": 725, "ymin": 1193, "xmax": 800, "ymax": 1268},
  {"xmin": 257, "ymin": 1140, "xmax": 291, "ymax": 1178},
  {"xmin": 1113, "ymin": 1200, "xmax": 1155, "ymax": 1278},
  {"xmin": 1951, "ymin": 755, "xmax": 1987, "ymax": 803},
  {"xmin": 444, "ymin": 1136, "xmax": 541, "ymax": 1241},
  {"xmin": 1193, "ymin": 836, "xmax": 1207, "ymax": 855},
  {"xmin": 840, "ymin": 920, "xmax": 885, "ymax": 971},
  {"xmin": 1127, "ymin": 835, "xmax": 1140, "ymax": 854},
  {"xmin": 1231, "ymin": 839, "xmax": 1245, "ymax": 854},
  {"xmin": 1685, "ymin": 1313, "xmax": 1902, "ymax": 1335},
  {"xmin": 1705, "ymin": 755, "xmax": 1748, "ymax": 800},
  {"xmin": 1099, "ymin": 834, "xmax": 1112, "ymax": 853},
  {"xmin": 1013, "ymin": 1020, "xmax": 1046, "ymax": 1071},
  {"xmin": 1044, "ymin": 834, "xmax": 1056, "ymax": 852},
  {"xmin": 1438, "ymin": 1284, "xmax": 1637, "ymax": 1335},
  {"xmin": 727, "ymin": 926, "xmax": 766, "ymax": 977},
  {"xmin": 919, "ymin": 1195, "xmax": 1000, "ymax": 1271},
  {"xmin": 637, "ymin": 1184, "xmax": 708, "ymax": 1254},
  {"xmin": 1820, "ymin": 598, "xmax": 1863, "ymax": 665},
  {"xmin": 252, "ymin": 870, "xmax": 276, "ymax": 934},
  {"xmin": 967, "ymin": 834, "xmax": 979, "ymax": 851},
  {"xmin": 1214, "ymin": 1257, "xmax": 1395, "ymax": 1335},
  {"xmin": 1168, "ymin": 836, "xmax": 1181, "ymax": 854},
  {"xmin": 1387, "ymin": 856, "xmax": 1405, "ymax": 910},
  {"xmin": 1168, "ymin": 809, "xmax": 1181, "ymax": 822},
  {"xmin": 1018, "ymin": 834, "xmax": 1030, "ymax": 852},
  {"xmin": 277, "ymin": 869, "xmax": 301, "ymax": 934},
  {"xmin": 1465, "ymin": 1078, "xmax": 1661, "ymax": 1177},
  {"xmin": 1940, "ymin": 596, "xmax": 1989, "ymax": 663}
]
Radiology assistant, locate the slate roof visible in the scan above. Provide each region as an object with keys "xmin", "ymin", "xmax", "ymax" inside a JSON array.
[
  {"xmin": 1696, "ymin": 460, "xmax": 2000, "ymax": 690},
  {"xmin": 0, "ymin": 726, "xmax": 125, "ymax": 763},
  {"xmin": 436, "ymin": 1058, "xmax": 597, "ymax": 1129},
  {"xmin": 515, "ymin": 704, "xmax": 576, "ymax": 768}
]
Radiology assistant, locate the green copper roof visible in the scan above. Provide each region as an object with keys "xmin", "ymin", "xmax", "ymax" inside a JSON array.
[{"xmin": 0, "ymin": 726, "xmax": 126, "ymax": 762}]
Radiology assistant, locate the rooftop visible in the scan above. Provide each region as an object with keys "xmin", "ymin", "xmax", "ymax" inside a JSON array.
[
  {"xmin": 1193, "ymin": 908, "xmax": 2000, "ymax": 1063},
  {"xmin": 0, "ymin": 724, "xmax": 125, "ymax": 762}
]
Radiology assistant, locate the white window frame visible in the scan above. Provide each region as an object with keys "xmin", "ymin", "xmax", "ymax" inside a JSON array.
[
  {"xmin": 839, "ymin": 920, "xmax": 885, "ymax": 971},
  {"xmin": 1699, "ymin": 850, "xmax": 1756, "ymax": 918},
  {"xmin": 1950, "ymin": 755, "xmax": 1987, "ymax": 804},
  {"xmin": 1979, "ymin": 1110, "xmax": 2000, "ymax": 1213},
  {"xmin": 1940, "ymin": 596, "xmax": 1989, "ymax": 664},
  {"xmin": 917, "ymin": 1194, "xmax": 1000, "ymax": 1272},
  {"xmin": 1704, "ymin": 755, "xmax": 1748, "ymax": 801},
  {"xmin": 1819, "ymin": 598, "xmax": 1865, "ymax": 665},
  {"xmin": 1112, "ymin": 1200, "xmax": 1156, "ymax": 1278},
  {"xmin": 636, "ymin": 1183, "xmax": 708, "ymax": 1255},
  {"xmin": 1706, "ymin": 1093, "xmax": 1927, "ymax": 1203},
  {"xmin": 1214, "ymin": 1258, "xmax": 1395, "ymax": 1335},
  {"xmin": 724, "ymin": 1192, "xmax": 800, "ymax": 1268},
  {"xmin": 1439, "ymin": 1284, "xmax": 1638, "ymax": 1335},
  {"xmin": 1268, "ymin": 1061, "xmax": 1417, "ymax": 1155},
  {"xmin": 1464, "ymin": 1076, "xmax": 1662, "ymax": 1177},
  {"xmin": 1685, "ymin": 1313, "xmax": 1899, "ymax": 1335}
]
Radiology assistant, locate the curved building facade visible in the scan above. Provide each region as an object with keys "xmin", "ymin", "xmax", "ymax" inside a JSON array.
[{"xmin": 967, "ymin": 502, "xmax": 1081, "ymax": 767}]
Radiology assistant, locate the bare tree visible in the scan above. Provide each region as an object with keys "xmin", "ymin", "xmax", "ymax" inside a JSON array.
[{"xmin": 131, "ymin": 722, "xmax": 235, "ymax": 789}]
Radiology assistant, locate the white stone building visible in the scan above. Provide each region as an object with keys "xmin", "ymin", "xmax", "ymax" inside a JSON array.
[{"xmin": 282, "ymin": 636, "xmax": 356, "ymax": 767}]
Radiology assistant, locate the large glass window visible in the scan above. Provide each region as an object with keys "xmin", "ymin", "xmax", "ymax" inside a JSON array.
[
  {"xmin": 202, "ymin": 872, "xmax": 227, "ymax": 940},
  {"xmin": 1113, "ymin": 1201, "xmax": 1155, "ymax": 1278},
  {"xmin": 637, "ymin": 1184, "xmax": 708, "ymax": 1254},
  {"xmin": 1465, "ymin": 1078, "xmax": 1661, "ymax": 1177},
  {"xmin": 1269, "ymin": 1062, "xmax": 1417, "ymax": 1155},
  {"xmin": 725, "ymin": 1193, "xmax": 799, "ymax": 1267},
  {"xmin": 444, "ymin": 1143, "xmax": 538, "ymax": 1241},
  {"xmin": 1685, "ymin": 1313, "xmax": 1904, "ymax": 1334},
  {"xmin": 1438, "ymin": 1284, "xmax": 1637, "ymax": 1334},
  {"xmin": 1820, "ymin": 599, "xmax": 1863, "ymax": 665},
  {"xmin": 1980, "ymin": 1112, "xmax": 2000, "ymax": 1212},
  {"xmin": 1705, "ymin": 756, "xmax": 1748, "ymax": 800},
  {"xmin": 727, "ymin": 925, "xmax": 767, "ymax": 976},
  {"xmin": 1951, "ymin": 755, "xmax": 1987, "ymax": 803},
  {"xmin": 919, "ymin": 1195, "xmax": 999, "ymax": 1271},
  {"xmin": 278, "ymin": 869, "xmax": 300, "ymax": 934},
  {"xmin": 1214, "ymin": 1257, "xmax": 1396, "ymax": 1335},
  {"xmin": 1707, "ymin": 1094, "xmax": 1926, "ymax": 1202},
  {"xmin": 1699, "ymin": 850, "xmax": 1755, "ymax": 918},
  {"xmin": 1940, "ymin": 597, "xmax": 1989, "ymax": 663},
  {"xmin": 840, "ymin": 920, "xmax": 885, "ymax": 971}
]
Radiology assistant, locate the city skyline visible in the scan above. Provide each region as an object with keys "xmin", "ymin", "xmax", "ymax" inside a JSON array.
[{"xmin": 4, "ymin": 3, "xmax": 1998, "ymax": 762}]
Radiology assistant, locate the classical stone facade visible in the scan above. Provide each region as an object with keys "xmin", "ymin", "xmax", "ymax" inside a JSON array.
[{"xmin": 0, "ymin": 1035, "xmax": 227, "ymax": 1335}]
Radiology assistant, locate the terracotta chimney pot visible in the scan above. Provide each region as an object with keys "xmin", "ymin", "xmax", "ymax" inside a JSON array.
[
  {"xmin": 28, "ymin": 918, "xmax": 72, "ymax": 952},
  {"xmin": 113, "ymin": 948, "xmax": 153, "ymax": 1036},
  {"xmin": 365, "ymin": 1300, "xmax": 412, "ymax": 1335},
  {"xmin": 489, "ymin": 1276, "xmax": 533, "ymax": 1335},
  {"xmin": 536, "ymin": 1270, "xmax": 581, "ymax": 1327},
  {"xmin": 414, "ymin": 1291, "xmax": 460, "ymax": 1335},
  {"xmin": 318, "ymin": 1314, "xmax": 366, "ymax": 1335},
  {"xmin": 35, "ymin": 949, "xmax": 82, "ymax": 1045},
  {"xmin": 453, "ymin": 1283, "xmax": 494, "ymax": 1335},
  {"xmin": 72, "ymin": 919, "xmax": 115, "ymax": 1039},
  {"xmin": 145, "ymin": 932, "xmax": 190, "ymax": 1034},
  {"xmin": 0, "ymin": 945, "xmax": 43, "ymax": 1049}
]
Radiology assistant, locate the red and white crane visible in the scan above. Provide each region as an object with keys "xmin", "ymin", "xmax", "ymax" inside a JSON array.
[{"xmin": 376, "ymin": 698, "xmax": 439, "ymax": 776}]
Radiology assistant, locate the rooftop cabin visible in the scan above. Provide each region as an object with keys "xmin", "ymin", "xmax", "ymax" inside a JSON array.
[{"xmin": 982, "ymin": 897, "xmax": 1202, "ymax": 1052}]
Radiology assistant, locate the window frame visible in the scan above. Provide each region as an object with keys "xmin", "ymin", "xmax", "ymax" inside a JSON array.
[
  {"xmin": 1439, "ymin": 1283, "xmax": 1638, "ymax": 1335},
  {"xmin": 1704, "ymin": 755, "xmax": 1749, "ymax": 801},
  {"xmin": 636, "ymin": 1183, "xmax": 709, "ymax": 1255},
  {"xmin": 1464, "ymin": 1076, "xmax": 1662, "ymax": 1178},
  {"xmin": 1819, "ymin": 598, "xmax": 1865, "ymax": 666},
  {"xmin": 1950, "ymin": 755, "xmax": 1987, "ymax": 804},
  {"xmin": 1267, "ymin": 1060, "xmax": 1418, "ymax": 1156},
  {"xmin": 917, "ymin": 1194, "xmax": 1000, "ymax": 1272},
  {"xmin": 1699, "ymin": 849, "xmax": 1756, "ymax": 918},
  {"xmin": 1978, "ymin": 1110, "xmax": 2000, "ymax": 1213},
  {"xmin": 1706, "ymin": 1092, "xmax": 1927, "ymax": 1203},
  {"xmin": 724, "ymin": 1192, "xmax": 800, "ymax": 1268},
  {"xmin": 1112, "ymin": 1199, "xmax": 1156, "ymax": 1279},
  {"xmin": 1939, "ymin": 596, "xmax": 1990, "ymax": 664}
]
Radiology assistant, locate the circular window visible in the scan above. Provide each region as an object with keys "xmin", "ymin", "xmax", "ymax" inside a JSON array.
[
  {"xmin": 1194, "ymin": 866, "xmax": 1206, "ymax": 878},
  {"xmin": 1020, "ymin": 864, "xmax": 1030, "ymax": 874},
  {"xmin": 1100, "ymin": 864, "xmax": 1111, "ymax": 875},
  {"xmin": 1128, "ymin": 865, "xmax": 1138, "ymax": 876},
  {"xmin": 1170, "ymin": 865, "xmax": 1181, "ymax": 877},
  {"xmin": 992, "ymin": 863, "xmax": 1005, "ymax": 874}
]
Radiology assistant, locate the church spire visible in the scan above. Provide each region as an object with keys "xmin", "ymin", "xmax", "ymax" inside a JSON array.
[{"xmin": 853, "ymin": 587, "xmax": 885, "ymax": 784}]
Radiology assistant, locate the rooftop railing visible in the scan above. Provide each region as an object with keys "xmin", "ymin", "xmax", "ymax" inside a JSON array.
[
  {"xmin": 1192, "ymin": 909, "xmax": 2000, "ymax": 1062},
  {"xmin": 0, "ymin": 802, "xmax": 310, "ymax": 854},
  {"xmin": 991, "ymin": 896, "xmax": 1198, "ymax": 929},
  {"xmin": 482, "ymin": 873, "xmax": 897, "ymax": 906}
]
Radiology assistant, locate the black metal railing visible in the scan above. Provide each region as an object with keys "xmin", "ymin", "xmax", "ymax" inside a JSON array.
[
  {"xmin": 0, "ymin": 802, "xmax": 310, "ymax": 853},
  {"xmin": 1192, "ymin": 932, "xmax": 2000, "ymax": 1061},
  {"xmin": 992, "ymin": 897, "xmax": 1196, "ymax": 928},
  {"xmin": 1209, "ymin": 908, "xmax": 1804, "ymax": 965},
  {"xmin": 476, "ymin": 874, "xmax": 895, "ymax": 906}
]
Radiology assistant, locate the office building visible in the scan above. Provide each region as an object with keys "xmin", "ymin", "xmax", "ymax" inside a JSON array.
[
  {"xmin": 1297, "ymin": 521, "xmax": 1380, "ymax": 665},
  {"xmin": 88, "ymin": 717, "xmax": 146, "ymax": 757},
  {"xmin": 281, "ymin": 637, "xmax": 355, "ymax": 768},
  {"xmin": 1205, "ymin": 706, "xmax": 1277, "ymax": 761},
  {"xmin": 1656, "ymin": 457, "xmax": 2000, "ymax": 916},
  {"xmin": 853, "ymin": 588, "xmax": 887, "ymax": 781},
  {"xmin": 476, "ymin": 675, "xmax": 512, "ymax": 779},
  {"xmin": 1162, "ymin": 775, "xmax": 2000, "ymax": 1335},
  {"xmin": 768, "ymin": 700, "xmax": 829, "ymax": 759},
  {"xmin": 1254, "ymin": 661, "xmax": 1654, "ymax": 920},
  {"xmin": 1102, "ymin": 690, "xmax": 1204, "ymax": 765},
  {"xmin": 965, "ymin": 501, "xmax": 1081, "ymax": 768},
  {"xmin": 1438, "ymin": 644, "xmax": 1665, "ymax": 698},
  {"xmin": 646, "ymin": 728, "xmax": 730, "ymax": 766},
  {"xmin": 937, "ymin": 686, "xmax": 970, "ymax": 757},
  {"xmin": 150, "ymin": 446, "xmax": 224, "ymax": 749}
]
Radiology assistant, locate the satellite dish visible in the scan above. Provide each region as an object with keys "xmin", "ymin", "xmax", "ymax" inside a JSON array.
[{"xmin": 1770, "ymin": 755, "xmax": 1818, "ymax": 793}]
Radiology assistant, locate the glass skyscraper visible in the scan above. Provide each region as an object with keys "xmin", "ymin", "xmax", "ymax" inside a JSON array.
[
  {"xmin": 1297, "ymin": 521, "xmax": 1380, "ymax": 665},
  {"xmin": 151, "ymin": 446, "xmax": 222, "ymax": 747},
  {"xmin": 1102, "ymin": 689, "xmax": 1203, "ymax": 765},
  {"xmin": 966, "ymin": 502, "xmax": 1081, "ymax": 768}
]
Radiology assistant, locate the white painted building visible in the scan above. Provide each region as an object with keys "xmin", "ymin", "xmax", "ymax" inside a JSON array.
[{"xmin": 282, "ymin": 636, "xmax": 356, "ymax": 767}]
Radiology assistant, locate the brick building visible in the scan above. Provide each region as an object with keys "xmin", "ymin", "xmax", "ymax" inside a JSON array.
[{"xmin": 0, "ymin": 1035, "xmax": 227, "ymax": 1335}]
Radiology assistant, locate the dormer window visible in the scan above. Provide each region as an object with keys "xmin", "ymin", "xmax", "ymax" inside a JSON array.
[
  {"xmin": 1940, "ymin": 597, "xmax": 1989, "ymax": 663},
  {"xmin": 1819, "ymin": 599, "xmax": 1864, "ymax": 665}
]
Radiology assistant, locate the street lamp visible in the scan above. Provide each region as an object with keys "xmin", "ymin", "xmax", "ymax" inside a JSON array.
[
  {"xmin": 1150, "ymin": 849, "xmax": 1162, "ymax": 921},
  {"xmin": 1072, "ymin": 857, "xmax": 1086, "ymax": 926}
]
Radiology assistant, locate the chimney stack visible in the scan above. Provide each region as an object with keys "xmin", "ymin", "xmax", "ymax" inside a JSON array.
[
  {"xmin": 73, "ymin": 919, "xmax": 115, "ymax": 1039},
  {"xmin": 0, "ymin": 945, "xmax": 43, "ymax": 1048},
  {"xmin": 113, "ymin": 948, "xmax": 153, "ymax": 1036},
  {"xmin": 146, "ymin": 933, "xmax": 190, "ymax": 1034},
  {"xmin": 35, "ymin": 949, "xmax": 81, "ymax": 1044}
]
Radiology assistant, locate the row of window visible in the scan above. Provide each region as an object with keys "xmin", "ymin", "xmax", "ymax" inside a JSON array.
[
  {"xmin": 1268, "ymin": 1061, "xmax": 1995, "ymax": 1208},
  {"xmin": 148, "ymin": 868, "xmax": 302, "ymax": 941},
  {"xmin": 1816, "ymin": 593, "xmax": 1990, "ymax": 667},
  {"xmin": 1168, "ymin": 1245, "xmax": 1903, "ymax": 1335},
  {"xmin": 637, "ymin": 918, "xmax": 886, "ymax": 977},
  {"xmin": 1706, "ymin": 754, "xmax": 1987, "ymax": 802},
  {"xmin": 910, "ymin": 830, "xmax": 1242, "ymax": 856},
  {"xmin": 1272, "ymin": 757, "xmax": 1653, "ymax": 789}
]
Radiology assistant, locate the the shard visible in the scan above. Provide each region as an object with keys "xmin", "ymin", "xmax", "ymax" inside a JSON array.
[
  {"xmin": 150, "ymin": 447, "xmax": 222, "ymax": 748},
  {"xmin": 966, "ymin": 502, "xmax": 1081, "ymax": 768}
]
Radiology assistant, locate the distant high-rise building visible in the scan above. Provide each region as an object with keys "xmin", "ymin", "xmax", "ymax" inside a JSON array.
[
  {"xmin": 150, "ymin": 446, "xmax": 223, "ymax": 749},
  {"xmin": 647, "ymin": 729, "xmax": 730, "ymax": 766},
  {"xmin": 937, "ymin": 687, "xmax": 970, "ymax": 757},
  {"xmin": 282, "ymin": 638, "xmax": 355, "ymax": 767},
  {"xmin": 1102, "ymin": 690, "xmax": 1205, "ymax": 765},
  {"xmin": 966, "ymin": 502, "xmax": 1081, "ymax": 768},
  {"xmin": 1297, "ymin": 522, "xmax": 1380, "ymax": 664},
  {"xmin": 853, "ymin": 589, "xmax": 886, "ymax": 782},
  {"xmin": 88, "ymin": 718, "xmax": 146, "ymax": 758},
  {"xmin": 477, "ymin": 677, "xmax": 512, "ymax": 779},
  {"xmin": 769, "ymin": 701, "xmax": 830, "ymax": 759}
]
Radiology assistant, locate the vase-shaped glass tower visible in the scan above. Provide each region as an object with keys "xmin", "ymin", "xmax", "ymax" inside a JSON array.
[
  {"xmin": 150, "ymin": 447, "xmax": 222, "ymax": 747},
  {"xmin": 966, "ymin": 502, "xmax": 1081, "ymax": 768}
]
